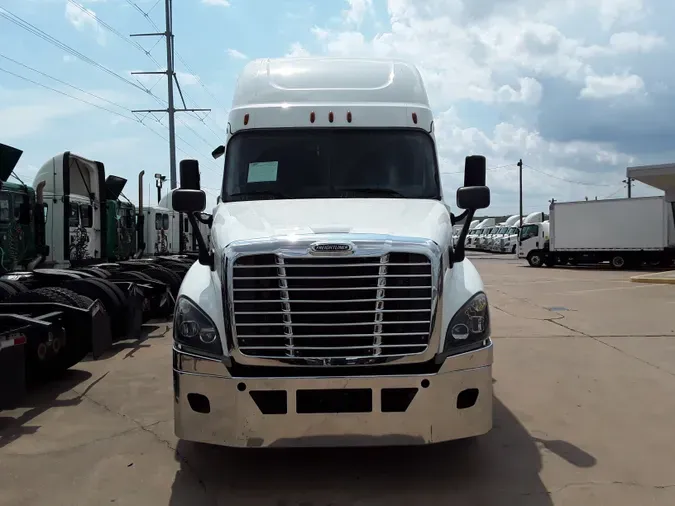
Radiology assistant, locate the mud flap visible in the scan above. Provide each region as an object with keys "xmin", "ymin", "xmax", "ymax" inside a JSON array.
[
  {"xmin": 0, "ymin": 340, "xmax": 26, "ymax": 409},
  {"xmin": 122, "ymin": 284, "xmax": 144, "ymax": 340},
  {"xmin": 89, "ymin": 300, "xmax": 113, "ymax": 360}
]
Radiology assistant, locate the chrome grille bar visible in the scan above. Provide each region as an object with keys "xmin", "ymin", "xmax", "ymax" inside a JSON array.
[{"xmin": 230, "ymin": 251, "xmax": 433, "ymax": 362}]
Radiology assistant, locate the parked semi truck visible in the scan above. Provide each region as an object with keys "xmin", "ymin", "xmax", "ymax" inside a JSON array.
[
  {"xmin": 519, "ymin": 196, "xmax": 675, "ymax": 268},
  {"xmin": 171, "ymin": 57, "xmax": 493, "ymax": 448}
]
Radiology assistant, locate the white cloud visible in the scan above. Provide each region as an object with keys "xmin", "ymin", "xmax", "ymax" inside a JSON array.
[
  {"xmin": 286, "ymin": 42, "xmax": 310, "ymax": 58},
  {"xmin": 176, "ymin": 72, "xmax": 200, "ymax": 85},
  {"xmin": 597, "ymin": 0, "xmax": 645, "ymax": 30},
  {"xmin": 65, "ymin": 2, "xmax": 105, "ymax": 45},
  {"xmin": 579, "ymin": 74, "xmax": 645, "ymax": 99},
  {"xmin": 226, "ymin": 48, "xmax": 248, "ymax": 60},
  {"xmin": 201, "ymin": 0, "xmax": 230, "ymax": 6},
  {"xmin": 343, "ymin": 0, "xmax": 373, "ymax": 26},
  {"xmin": 578, "ymin": 31, "xmax": 665, "ymax": 57},
  {"xmin": 282, "ymin": 0, "xmax": 667, "ymax": 208}
]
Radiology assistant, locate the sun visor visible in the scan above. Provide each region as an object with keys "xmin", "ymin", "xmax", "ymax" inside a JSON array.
[
  {"xmin": 105, "ymin": 174, "xmax": 128, "ymax": 200},
  {"xmin": 0, "ymin": 143, "xmax": 23, "ymax": 183}
]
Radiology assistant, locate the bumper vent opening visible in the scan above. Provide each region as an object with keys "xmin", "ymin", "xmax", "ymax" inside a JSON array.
[
  {"xmin": 296, "ymin": 388, "xmax": 372, "ymax": 414},
  {"xmin": 456, "ymin": 388, "xmax": 479, "ymax": 410},
  {"xmin": 231, "ymin": 251, "xmax": 434, "ymax": 364},
  {"xmin": 187, "ymin": 393, "xmax": 211, "ymax": 414},
  {"xmin": 381, "ymin": 387, "xmax": 418, "ymax": 413},
  {"xmin": 249, "ymin": 390, "xmax": 288, "ymax": 415}
]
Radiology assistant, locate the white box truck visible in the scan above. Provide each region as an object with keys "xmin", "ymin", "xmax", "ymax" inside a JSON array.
[
  {"xmin": 170, "ymin": 57, "xmax": 494, "ymax": 448},
  {"xmin": 519, "ymin": 196, "xmax": 675, "ymax": 268}
]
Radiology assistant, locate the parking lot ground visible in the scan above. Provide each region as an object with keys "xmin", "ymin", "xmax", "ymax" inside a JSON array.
[{"xmin": 1, "ymin": 255, "xmax": 674, "ymax": 506}]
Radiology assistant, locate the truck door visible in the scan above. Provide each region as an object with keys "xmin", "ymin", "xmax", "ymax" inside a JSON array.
[{"xmin": 518, "ymin": 224, "xmax": 540, "ymax": 257}]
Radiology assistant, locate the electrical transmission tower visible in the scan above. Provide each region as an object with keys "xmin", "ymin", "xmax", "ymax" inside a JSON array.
[{"xmin": 130, "ymin": 0, "xmax": 210, "ymax": 190}]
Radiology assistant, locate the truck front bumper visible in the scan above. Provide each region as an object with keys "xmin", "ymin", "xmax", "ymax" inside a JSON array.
[{"xmin": 173, "ymin": 342, "xmax": 493, "ymax": 448}]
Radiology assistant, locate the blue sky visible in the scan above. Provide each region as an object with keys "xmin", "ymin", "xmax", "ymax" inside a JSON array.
[{"xmin": 1, "ymin": 0, "xmax": 673, "ymax": 215}]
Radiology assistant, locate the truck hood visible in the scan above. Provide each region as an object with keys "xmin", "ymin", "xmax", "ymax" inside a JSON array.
[{"xmin": 211, "ymin": 198, "xmax": 452, "ymax": 247}]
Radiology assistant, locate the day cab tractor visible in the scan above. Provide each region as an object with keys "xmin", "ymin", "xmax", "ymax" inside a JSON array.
[{"xmin": 0, "ymin": 144, "xmax": 111, "ymax": 408}]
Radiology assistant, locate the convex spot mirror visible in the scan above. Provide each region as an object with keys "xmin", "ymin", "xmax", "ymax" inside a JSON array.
[
  {"xmin": 457, "ymin": 186, "xmax": 490, "ymax": 210},
  {"xmin": 173, "ymin": 189, "xmax": 206, "ymax": 213}
]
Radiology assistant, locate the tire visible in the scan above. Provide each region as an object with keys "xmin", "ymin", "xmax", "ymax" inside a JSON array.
[
  {"xmin": 0, "ymin": 279, "xmax": 29, "ymax": 294},
  {"xmin": 110, "ymin": 271, "xmax": 155, "ymax": 282},
  {"xmin": 145, "ymin": 266, "xmax": 181, "ymax": 296},
  {"xmin": 77, "ymin": 267, "xmax": 110, "ymax": 279},
  {"xmin": 62, "ymin": 278, "xmax": 128, "ymax": 340},
  {"xmin": 610, "ymin": 255, "xmax": 627, "ymax": 270},
  {"xmin": 527, "ymin": 251, "xmax": 544, "ymax": 268},
  {"xmin": 7, "ymin": 287, "xmax": 91, "ymax": 377},
  {"xmin": 0, "ymin": 280, "xmax": 20, "ymax": 300}
]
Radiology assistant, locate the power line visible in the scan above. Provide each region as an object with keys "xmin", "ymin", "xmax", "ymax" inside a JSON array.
[
  {"xmin": 0, "ymin": 61, "xmax": 220, "ymax": 173},
  {"xmin": 124, "ymin": 0, "xmax": 228, "ymax": 134},
  {"xmin": 0, "ymin": 7, "xmax": 153, "ymax": 95},
  {"xmin": 442, "ymin": 163, "xmax": 517, "ymax": 175},
  {"xmin": 0, "ymin": 65, "xmax": 137, "ymax": 122},
  {"xmin": 523, "ymin": 163, "xmax": 613, "ymax": 187},
  {"xmin": 0, "ymin": 53, "xmax": 130, "ymax": 114},
  {"xmin": 65, "ymin": 0, "xmax": 163, "ymax": 68}
]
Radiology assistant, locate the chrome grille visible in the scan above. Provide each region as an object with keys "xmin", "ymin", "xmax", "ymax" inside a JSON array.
[{"xmin": 231, "ymin": 252, "xmax": 433, "ymax": 361}]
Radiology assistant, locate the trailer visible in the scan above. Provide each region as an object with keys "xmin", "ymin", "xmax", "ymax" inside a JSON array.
[{"xmin": 518, "ymin": 196, "xmax": 675, "ymax": 268}]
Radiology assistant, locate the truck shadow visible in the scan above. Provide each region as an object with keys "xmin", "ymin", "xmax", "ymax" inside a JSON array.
[
  {"xmin": 0, "ymin": 368, "xmax": 93, "ymax": 449},
  {"xmin": 168, "ymin": 396, "xmax": 595, "ymax": 505}
]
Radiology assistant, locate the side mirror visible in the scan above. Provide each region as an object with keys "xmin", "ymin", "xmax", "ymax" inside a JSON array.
[
  {"xmin": 212, "ymin": 145, "xmax": 225, "ymax": 160},
  {"xmin": 452, "ymin": 155, "xmax": 490, "ymax": 264},
  {"xmin": 173, "ymin": 189, "xmax": 206, "ymax": 213},
  {"xmin": 464, "ymin": 155, "xmax": 486, "ymax": 187},
  {"xmin": 457, "ymin": 186, "xmax": 490, "ymax": 210},
  {"xmin": 179, "ymin": 159, "xmax": 201, "ymax": 190}
]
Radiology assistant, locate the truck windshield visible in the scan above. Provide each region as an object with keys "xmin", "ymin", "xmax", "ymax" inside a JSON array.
[
  {"xmin": 520, "ymin": 224, "xmax": 538, "ymax": 240},
  {"xmin": 222, "ymin": 129, "xmax": 441, "ymax": 201}
]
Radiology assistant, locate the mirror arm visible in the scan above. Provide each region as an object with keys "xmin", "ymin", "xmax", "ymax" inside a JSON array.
[
  {"xmin": 453, "ymin": 209, "xmax": 476, "ymax": 263},
  {"xmin": 187, "ymin": 212, "xmax": 214, "ymax": 269},
  {"xmin": 196, "ymin": 213, "xmax": 212, "ymax": 226},
  {"xmin": 451, "ymin": 210, "xmax": 469, "ymax": 226}
]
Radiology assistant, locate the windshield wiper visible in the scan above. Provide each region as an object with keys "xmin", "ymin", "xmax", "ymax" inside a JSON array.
[
  {"xmin": 228, "ymin": 190, "xmax": 289, "ymax": 200},
  {"xmin": 336, "ymin": 187, "xmax": 404, "ymax": 198}
]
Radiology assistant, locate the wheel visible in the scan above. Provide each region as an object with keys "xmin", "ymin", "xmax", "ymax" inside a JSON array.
[
  {"xmin": 6, "ymin": 287, "xmax": 92, "ymax": 377},
  {"xmin": 110, "ymin": 271, "xmax": 155, "ymax": 282},
  {"xmin": 527, "ymin": 251, "xmax": 544, "ymax": 267},
  {"xmin": 610, "ymin": 255, "xmax": 627, "ymax": 269},
  {"xmin": 0, "ymin": 279, "xmax": 29, "ymax": 294},
  {"xmin": 77, "ymin": 267, "xmax": 111, "ymax": 279},
  {"xmin": 144, "ymin": 266, "xmax": 181, "ymax": 296},
  {"xmin": 0, "ymin": 280, "xmax": 20, "ymax": 300}
]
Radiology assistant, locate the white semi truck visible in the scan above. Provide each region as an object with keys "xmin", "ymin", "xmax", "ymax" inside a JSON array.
[
  {"xmin": 170, "ymin": 57, "xmax": 493, "ymax": 448},
  {"xmin": 519, "ymin": 197, "xmax": 675, "ymax": 268}
]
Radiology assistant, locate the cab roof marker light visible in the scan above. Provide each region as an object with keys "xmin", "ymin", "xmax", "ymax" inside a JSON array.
[
  {"xmin": 328, "ymin": 111, "xmax": 334, "ymax": 123},
  {"xmin": 347, "ymin": 111, "xmax": 352, "ymax": 123},
  {"xmin": 243, "ymin": 113, "xmax": 249, "ymax": 125},
  {"xmin": 412, "ymin": 112, "xmax": 418, "ymax": 124},
  {"xmin": 310, "ymin": 111, "xmax": 316, "ymax": 123}
]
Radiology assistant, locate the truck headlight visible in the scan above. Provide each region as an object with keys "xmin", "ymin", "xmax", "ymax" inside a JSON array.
[
  {"xmin": 439, "ymin": 292, "xmax": 490, "ymax": 359},
  {"xmin": 173, "ymin": 296, "xmax": 222, "ymax": 357}
]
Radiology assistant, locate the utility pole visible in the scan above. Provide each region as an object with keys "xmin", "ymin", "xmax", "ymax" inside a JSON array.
[
  {"xmin": 622, "ymin": 177, "xmax": 633, "ymax": 198},
  {"xmin": 517, "ymin": 159, "xmax": 523, "ymax": 243},
  {"xmin": 130, "ymin": 0, "xmax": 210, "ymax": 190}
]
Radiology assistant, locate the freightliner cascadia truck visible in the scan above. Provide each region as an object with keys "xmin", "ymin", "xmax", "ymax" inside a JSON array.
[{"xmin": 171, "ymin": 57, "xmax": 493, "ymax": 448}]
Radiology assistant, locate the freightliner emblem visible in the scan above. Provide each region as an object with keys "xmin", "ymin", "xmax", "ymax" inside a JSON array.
[{"xmin": 309, "ymin": 242, "xmax": 354, "ymax": 255}]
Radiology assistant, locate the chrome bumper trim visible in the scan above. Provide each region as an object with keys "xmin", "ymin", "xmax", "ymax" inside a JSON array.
[{"xmin": 173, "ymin": 341, "xmax": 493, "ymax": 448}]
